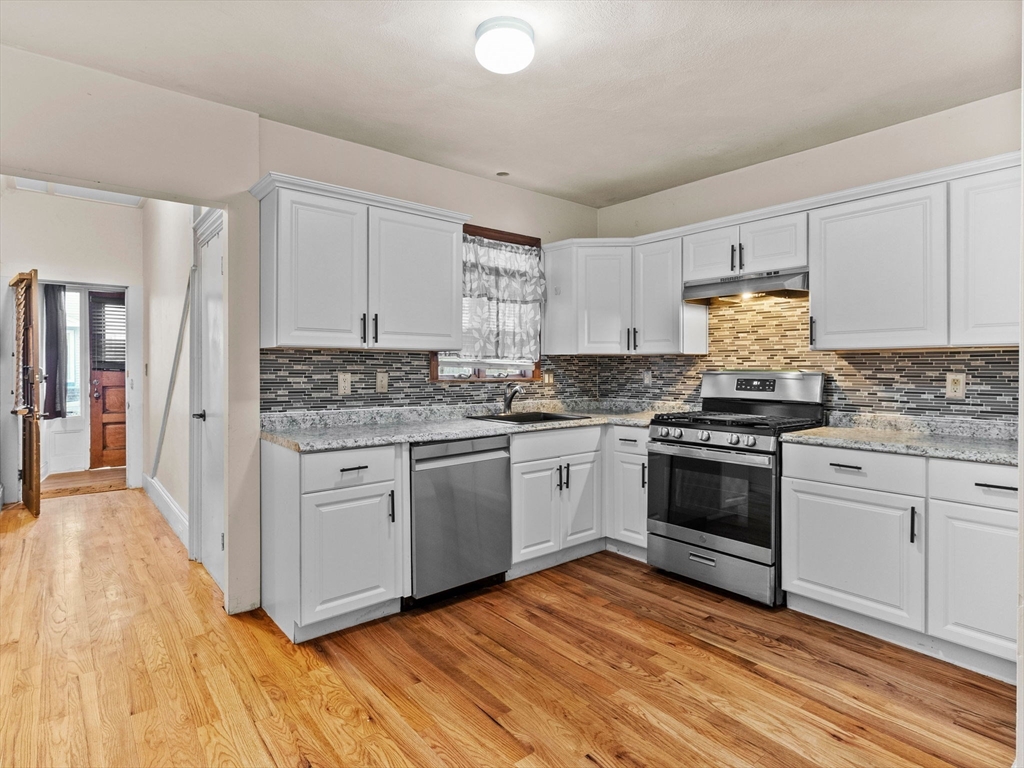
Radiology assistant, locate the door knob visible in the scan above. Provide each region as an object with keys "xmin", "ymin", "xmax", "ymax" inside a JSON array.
[
  {"xmin": 192, "ymin": 410, "xmax": 206, "ymax": 421},
  {"xmin": 93, "ymin": 391, "xmax": 100, "ymax": 399}
]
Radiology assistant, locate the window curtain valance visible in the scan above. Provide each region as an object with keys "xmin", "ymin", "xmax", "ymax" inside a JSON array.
[{"xmin": 448, "ymin": 234, "xmax": 545, "ymax": 363}]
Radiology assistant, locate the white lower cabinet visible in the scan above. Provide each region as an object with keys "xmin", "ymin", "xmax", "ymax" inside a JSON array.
[
  {"xmin": 511, "ymin": 429, "xmax": 603, "ymax": 564},
  {"xmin": 299, "ymin": 481, "xmax": 398, "ymax": 626},
  {"xmin": 261, "ymin": 441, "xmax": 405, "ymax": 642},
  {"xmin": 782, "ymin": 477, "xmax": 925, "ymax": 631},
  {"xmin": 927, "ymin": 500, "xmax": 1018, "ymax": 660},
  {"xmin": 782, "ymin": 444, "xmax": 1019, "ymax": 669},
  {"xmin": 605, "ymin": 426, "xmax": 649, "ymax": 548}
]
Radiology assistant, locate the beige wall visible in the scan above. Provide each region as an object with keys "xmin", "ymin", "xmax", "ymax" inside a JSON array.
[
  {"xmin": 598, "ymin": 90, "xmax": 1023, "ymax": 237},
  {"xmin": 142, "ymin": 198, "xmax": 194, "ymax": 516},
  {"xmin": 0, "ymin": 180, "xmax": 144, "ymax": 285},
  {"xmin": 258, "ymin": 119, "xmax": 597, "ymax": 243}
]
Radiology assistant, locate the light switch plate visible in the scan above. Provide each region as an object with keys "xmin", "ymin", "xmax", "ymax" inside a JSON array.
[
  {"xmin": 337, "ymin": 372, "xmax": 351, "ymax": 396},
  {"xmin": 945, "ymin": 372, "xmax": 966, "ymax": 400},
  {"xmin": 376, "ymin": 370, "xmax": 389, "ymax": 393}
]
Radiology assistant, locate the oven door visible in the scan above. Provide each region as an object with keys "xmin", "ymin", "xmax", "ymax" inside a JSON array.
[{"xmin": 647, "ymin": 442, "xmax": 777, "ymax": 565}]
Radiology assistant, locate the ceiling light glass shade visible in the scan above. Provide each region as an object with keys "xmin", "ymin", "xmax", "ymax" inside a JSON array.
[{"xmin": 475, "ymin": 17, "xmax": 534, "ymax": 74}]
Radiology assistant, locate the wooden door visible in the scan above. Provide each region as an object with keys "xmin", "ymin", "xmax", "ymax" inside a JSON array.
[
  {"xmin": 927, "ymin": 499, "xmax": 1018, "ymax": 660},
  {"xmin": 271, "ymin": 189, "xmax": 369, "ymax": 349},
  {"xmin": 949, "ymin": 166, "xmax": 1021, "ymax": 347},
  {"xmin": 808, "ymin": 184, "xmax": 948, "ymax": 350},
  {"xmin": 563, "ymin": 451, "xmax": 602, "ymax": 547},
  {"xmin": 10, "ymin": 270, "xmax": 42, "ymax": 515},
  {"xmin": 782, "ymin": 478, "xmax": 925, "ymax": 631},
  {"xmin": 511, "ymin": 457, "xmax": 562, "ymax": 563},
  {"xmin": 576, "ymin": 245, "xmax": 633, "ymax": 354},
  {"xmin": 739, "ymin": 212, "xmax": 808, "ymax": 274},
  {"xmin": 632, "ymin": 238, "xmax": 682, "ymax": 354},
  {"xmin": 299, "ymin": 481, "xmax": 398, "ymax": 626},
  {"xmin": 90, "ymin": 370, "xmax": 126, "ymax": 468},
  {"xmin": 368, "ymin": 207, "xmax": 462, "ymax": 350},
  {"xmin": 682, "ymin": 225, "xmax": 739, "ymax": 283}
]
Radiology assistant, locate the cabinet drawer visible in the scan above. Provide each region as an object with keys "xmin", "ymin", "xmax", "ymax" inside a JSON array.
[
  {"xmin": 609, "ymin": 426, "xmax": 649, "ymax": 455},
  {"xmin": 301, "ymin": 445, "xmax": 396, "ymax": 494},
  {"xmin": 782, "ymin": 443, "xmax": 925, "ymax": 496},
  {"xmin": 929, "ymin": 459, "xmax": 1019, "ymax": 511},
  {"xmin": 512, "ymin": 426, "xmax": 603, "ymax": 464}
]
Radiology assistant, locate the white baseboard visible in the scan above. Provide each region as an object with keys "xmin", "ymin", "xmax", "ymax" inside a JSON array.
[{"xmin": 143, "ymin": 474, "xmax": 188, "ymax": 547}]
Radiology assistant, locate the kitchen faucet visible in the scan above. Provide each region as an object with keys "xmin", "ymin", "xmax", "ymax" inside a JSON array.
[{"xmin": 503, "ymin": 382, "xmax": 526, "ymax": 414}]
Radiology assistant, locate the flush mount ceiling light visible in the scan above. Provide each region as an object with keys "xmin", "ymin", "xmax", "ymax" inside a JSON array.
[{"xmin": 475, "ymin": 17, "xmax": 534, "ymax": 74}]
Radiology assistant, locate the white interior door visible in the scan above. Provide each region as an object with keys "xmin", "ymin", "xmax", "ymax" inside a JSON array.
[{"xmin": 194, "ymin": 211, "xmax": 226, "ymax": 591}]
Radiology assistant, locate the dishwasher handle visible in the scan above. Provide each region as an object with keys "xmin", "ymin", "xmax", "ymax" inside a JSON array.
[{"xmin": 412, "ymin": 448, "xmax": 510, "ymax": 471}]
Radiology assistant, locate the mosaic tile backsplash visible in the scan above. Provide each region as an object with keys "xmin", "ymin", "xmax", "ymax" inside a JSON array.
[{"xmin": 261, "ymin": 295, "xmax": 1018, "ymax": 422}]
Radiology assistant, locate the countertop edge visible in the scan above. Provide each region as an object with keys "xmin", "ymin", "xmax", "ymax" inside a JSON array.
[{"xmin": 781, "ymin": 432, "xmax": 1018, "ymax": 467}]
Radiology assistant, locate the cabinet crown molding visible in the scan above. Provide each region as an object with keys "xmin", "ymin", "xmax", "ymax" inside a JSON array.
[
  {"xmin": 547, "ymin": 152, "xmax": 1021, "ymax": 251},
  {"xmin": 249, "ymin": 172, "xmax": 473, "ymax": 224}
]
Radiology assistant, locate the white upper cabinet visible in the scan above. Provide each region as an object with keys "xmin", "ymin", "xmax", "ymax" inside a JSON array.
[
  {"xmin": 253, "ymin": 174, "xmax": 469, "ymax": 350},
  {"xmin": 682, "ymin": 225, "xmax": 739, "ymax": 283},
  {"xmin": 577, "ymin": 246, "xmax": 633, "ymax": 353},
  {"xmin": 632, "ymin": 238, "xmax": 682, "ymax": 353},
  {"xmin": 369, "ymin": 208, "xmax": 463, "ymax": 351},
  {"xmin": 739, "ymin": 212, "xmax": 807, "ymax": 274},
  {"xmin": 264, "ymin": 189, "xmax": 369, "ymax": 348},
  {"xmin": 542, "ymin": 239, "xmax": 706, "ymax": 356},
  {"xmin": 809, "ymin": 184, "xmax": 948, "ymax": 350},
  {"xmin": 683, "ymin": 213, "xmax": 807, "ymax": 284},
  {"xmin": 949, "ymin": 167, "xmax": 1021, "ymax": 347}
]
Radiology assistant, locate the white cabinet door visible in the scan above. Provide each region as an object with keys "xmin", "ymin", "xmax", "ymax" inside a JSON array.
[
  {"xmin": 512, "ymin": 458, "xmax": 562, "ymax": 563},
  {"xmin": 682, "ymin": 226, "xmax": 739, "ymax": 283},
  {"xmin": 632, "ymin": 238, "xmax": 682, "ymax": 354},
  {"xmin": 563, "ymin": 451, "xmax": 602, "ymax": 547},
  {"xmin": 369, "ymin": 208, "xmax": 462, "ymax": 351},
  {"xmin": 610, "ymin": 451, "xmax": 647, "ymax": 547},
  {"xmin": 739, "ymin": 212, "xmax": 807, "ymax": 274},
  {"xmin": 577, "ymin": 246, "xmax": 633, "ymax": 354},
  {"xmin": 949, "ymin": 167, "xmax": 1021, "ymax": 347},
  {"xmin": 299, "ymin": 481, "xmax": 398, "ymax": 626},
  {"xmin": 782, "ymin": 478, "xmax": 925, "ymax": 631},
  {"xmin": 928, "ymin": 499, "xmax": 1018, "ymax": 660},
  {"xmin": 273, "ymin": 189, "xmax": 368, "ymax": 348},
  {"xmin": 809, "ymin": 184, "xmax": 947, "ymax": 350}
]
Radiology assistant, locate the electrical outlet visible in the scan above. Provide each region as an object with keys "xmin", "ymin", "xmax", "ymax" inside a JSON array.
[
  {"xmin": 642, "ymin": 370, "xmax": 653, "ymax": 386},
  {"xmin": 945, "ymin": 372, "xmax": 966, "ymax": 400},
  {"xmin": 376, "ymin": 370, "xmax": 389, "ymax": 393},
  {"xmin": 337, "ymin": 372, "xmax": 351, "ymax": 396},
  {"xmin": 542, "ymin": 371, "xmax": 554, "ymax": 384}
]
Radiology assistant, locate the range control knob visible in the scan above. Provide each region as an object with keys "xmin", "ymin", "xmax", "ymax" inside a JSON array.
[
  {"xmin": 672, "ymin": 428, "xmax": 684, "ymax": 439},
  {"xmin": 698, "ymin": 430, "xmax": 711, "ymax": 442},
  {"xmin": 745, "ymin": 435, "xmax": 757, "ymax": 447},
  {"xmin": 659, "ymin": 427, "xmax": 670, "ymax": 437},
  {"xmin": 728, "ymin": 434, "xmax": 741, "ymax": 446}
]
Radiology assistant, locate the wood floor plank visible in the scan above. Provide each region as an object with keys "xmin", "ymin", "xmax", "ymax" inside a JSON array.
[{"xmin": 0, "ymin": 497, "xmax": 1015, "ymax": 768}]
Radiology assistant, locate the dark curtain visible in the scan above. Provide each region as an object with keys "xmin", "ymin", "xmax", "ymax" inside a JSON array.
[{"xmin": 43, "ymin": 284, "xmax": 67, "ymax": 420}]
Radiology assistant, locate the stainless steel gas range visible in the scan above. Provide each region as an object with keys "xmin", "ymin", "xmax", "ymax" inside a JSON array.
[{"xmin": 646, "ymin": 371, "xmax": 825, "ymax": 606}]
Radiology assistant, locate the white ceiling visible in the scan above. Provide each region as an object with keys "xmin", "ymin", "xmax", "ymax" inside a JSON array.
[{"xmin": 0, "ymin": 0, "xmax": 1020, "ymax": 208}]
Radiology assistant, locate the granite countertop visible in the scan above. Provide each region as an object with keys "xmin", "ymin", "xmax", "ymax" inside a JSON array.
[
  {"xmin": 782, "ymin": 426, "xmax": 1018, "ymax": 467},
  {"xmin": 260, "ymin": 400, "xmax": 669, "ymax": 453}
]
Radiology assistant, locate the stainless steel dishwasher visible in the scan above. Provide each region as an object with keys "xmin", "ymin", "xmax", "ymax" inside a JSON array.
[{"xmin": 410, "ymin": 435, "xmax": 512, "ymax": 599}]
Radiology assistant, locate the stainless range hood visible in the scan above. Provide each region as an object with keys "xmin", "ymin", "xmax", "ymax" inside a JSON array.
[{"xmin": 683, "ymin": 267, "xmax": 808, "ymax": 302}]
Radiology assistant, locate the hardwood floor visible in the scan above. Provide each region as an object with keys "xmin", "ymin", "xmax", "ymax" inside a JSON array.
[
  {"xmin": 0, "ymin": 489, "xmax": 1015, "ymax": 767},
  {"xmin": 40, "ymin": 467, "xmax": 127, "ymax": 499}
]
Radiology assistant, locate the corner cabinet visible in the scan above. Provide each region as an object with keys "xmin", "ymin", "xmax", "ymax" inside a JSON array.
[
  {"xmin": 543, "ymin": 238, "xmax": 708, "ymax": 355},
  {"xmin": 252, "ymin": 173, "xmax": 469, "ymax": 351},
  {"xmin": 809, "ymin": 184, "xmax": 948, "ymax": 350}
]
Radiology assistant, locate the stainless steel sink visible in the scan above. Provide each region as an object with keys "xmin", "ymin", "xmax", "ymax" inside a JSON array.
[{"xmin": 467, "ymin": 411, "xmax": 591, "ymax": 424}]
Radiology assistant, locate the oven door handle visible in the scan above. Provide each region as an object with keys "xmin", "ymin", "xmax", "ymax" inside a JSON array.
[{"xmin": 647, "ymin": 442, "xmax": 774, "ymax": 468}]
